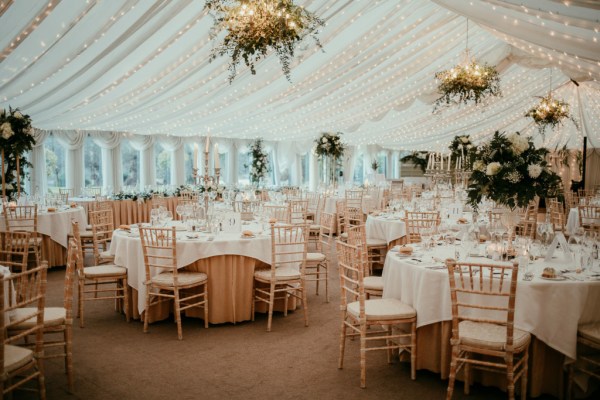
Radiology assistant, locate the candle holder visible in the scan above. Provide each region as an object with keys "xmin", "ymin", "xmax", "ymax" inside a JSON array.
[{"xmin": 192, "ymin": 150, "xmax": 221, "ymax": 211}]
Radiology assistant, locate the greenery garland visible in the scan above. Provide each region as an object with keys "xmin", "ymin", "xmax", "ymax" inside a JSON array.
[
  {"xmin": 0, "ymin": 107, "xmax": 35, "ymax": 198},
  {"xmin": 467, "ymin": 131, "xmax": 562, "ymax": 210},
  {"xmin": 245, "ymin": 138, "xmax": 270, "ymax": 186},
  {"xmin": 205, "ymin": 0, "xmax": 324, "ymax": 83},
  {"xmin": 434, "ymin": 61, "xmax": 501, "ymax": 110},
  {"xmin": 400, "ymin": 151, "xmax": 428, "ymax": 173}
]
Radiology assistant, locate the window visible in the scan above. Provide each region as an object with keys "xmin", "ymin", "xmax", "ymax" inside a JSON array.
[
  {"xmin": 184, "ymin": 143, "xmax": 195, "ymax": 185},
  {"xmin": 217, "ymin": 152, "xmax": 227, "ymax": 184},
  {"xmin": 84, "ymin": 138, "xmax": 103, "ymax": 187},
  {"xmin": 300, "ymin": 153, "xmax": 309, "ymax": 186},
  {"xmin": 377, "ymin": 153, "xmax": 387, "ymax": 177},
  {"xmin": 121, "ymin": 140, "xmax": 139, "ymax": 188},
  {"xmin": 154, "ymin": 142, "xmax": 171, "ymax": 186},
  {"xmin": 45, "ymin": 135, "xmax": 66, "ymax": 190},
  {"xmin": 238, "ymin": 150, "xmax": 251, "ymax": 186},
  {"xmin": 353, "ymin": 153, "xmax": 364, "ymax": 183}
]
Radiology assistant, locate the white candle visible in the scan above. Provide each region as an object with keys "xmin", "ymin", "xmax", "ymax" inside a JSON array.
[
  {"xmin": 214, "ymin": 143, "xmax": 219, "ymax": 168},
  {"xmin": 427, "ymin": 154, "xmax": 432, "ymax": 170},
  {"xmin": 447, "ymin": 154, "xmax": 451, "ymax": 171},
  {"xmin": 205, "ymin": 135, "xmax": 210, "ymax": 153},
  {"xmin": 193, "ymin": 143, "xmax": 198, "ymax": 169},
  {"xmin": 440, "ymin": 153, "xmax": 443, "ymax": 170}
]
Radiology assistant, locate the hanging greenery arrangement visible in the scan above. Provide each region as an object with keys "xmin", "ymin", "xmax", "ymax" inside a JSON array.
[
  {"xmin": 525, "ymin": 94, "xmax": 577, "ymax": 135},
  {"xmin": 205, "ymin": 0, "xmax": 324, "ymax": 83},
  {"xmin": 434, "ymin": 61, "xmax": 501, "ymax": 110}
]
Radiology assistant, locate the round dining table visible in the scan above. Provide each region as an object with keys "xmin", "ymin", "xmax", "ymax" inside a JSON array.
[
  {"xmin": 109, "ymin": 221, "xmax": 295, "ymax": 325},
  {"xmin": 382, "ymin": 242, "xmax": 600, "ymax": 398}
]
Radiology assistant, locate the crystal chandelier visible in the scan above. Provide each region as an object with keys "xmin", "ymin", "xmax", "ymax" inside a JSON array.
[
  {"xmin": 205, "ymin": 0, "xmax": 324, "ymax": 83},
  {"xmin": 525, "ymin": 69, "xmax": 575, "ymax": 134},
  {"xmin": 434, "ymin": 19, "xmax": 501, "ymax": 110}
]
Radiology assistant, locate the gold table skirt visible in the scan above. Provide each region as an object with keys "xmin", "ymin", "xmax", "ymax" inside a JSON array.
[
  {"xmin": 125, "ymin": 255, "xmax": 296, "ymax": 325},
  {"xmin": 416, "ymin": 322, "xmax": 564, "ymax": 398}
]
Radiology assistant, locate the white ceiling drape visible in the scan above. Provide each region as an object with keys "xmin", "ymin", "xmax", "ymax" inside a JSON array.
[{"xmin": 0, "ymin": 0, "xmax": 598, "ymax": 151}]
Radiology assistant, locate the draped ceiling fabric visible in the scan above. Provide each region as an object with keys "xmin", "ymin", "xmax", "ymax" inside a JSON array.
[{"xmin": 0, "ymin": 1, "xmax": 599, "ymax": 156}]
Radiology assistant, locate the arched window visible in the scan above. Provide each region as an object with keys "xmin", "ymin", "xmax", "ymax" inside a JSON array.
[
  {"xmin": 45, "ymin": 135, "xmax": 66, "ymax": 191},
  {"xmin": 121, "ymin": 140, "xmax": 140, "ymax": 188},
  {"xmin": 154, "ymin": 142, "xmax": 171, "ymax": 186},
  {"xmin": 84, "ymin": 138, "xmax": 103, "ymax": 187}
]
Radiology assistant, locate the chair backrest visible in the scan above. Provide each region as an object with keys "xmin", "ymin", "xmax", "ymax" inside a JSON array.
[
  {"xmin": 3, "ymin": 205, "xmax": 38, "ymax": 234},
  {"xmin": 234, "ymin": 200, "xmax": 260, "ymax": 213},
  {"xmin": 262, "ymin": 204, "xmax": 289, "ymax": 224},
  {"xmin": 179, "ymin": 190, "xmax": 197, "ymax": 201},
  {"xmin": 306, "ymin": 192, "xmax": 322, "ymax": 216},
  {"xmin": 336, "ymin": 240, "xmax": 365, "ymax": 310},
  {"xmin": 405, "ymin": 213, "xmax": 438, "ymax": 244},
  {"xmin": 59, "ymin": 188, "xmax": 74, "ymax": 196},
  {"xmin": 335, "ymin": 200, "xmax": 345, "ymax": 234},
  {"xmin": 344, "ymin": 205, "xmax": 364, "ymax": 228},
  {"xmin": 1, "ymin": 261, "xmax": 47, "ymax": 368},
  {"xmin": 548, "ymin": 199, "xmax": 565, "ymax": 231},
  {"xmin": 139, "ymin": 227, "xmax": 179, "ymax": 283},
  {"xmin": 288, "ymin": 199, "xmax": 309, "ymax": 224},
  {"xmin": 446, "ymin": 259, "xmax": 519, "ymax": 350},
  {"xmin": 71, "ymin": 221, "xmax": 88, "ymax": 273},
  {"xmin": 87, "ymin": 187, "xmax": 102, "ymax": 196},
  {"xmin": 345, "ymin": 189, "xmax": 364, "ymax": 209},
  {"xmin": 0, "ymin": 231, "xmax": 31, "ymax": 272},
  {"xmin": 317, "ymin": 211, "xmax": 336, "ymax": 258},
  {"xmin": 267, "ymin": 222, "xmax": 308, "ymax": 280},
  {"xmin": 89, "ymin": 208, "xmax": 115, "ymax": 264},
  {"xmin": 579, "ymin": 205, "xmax": 600, "ymax": 232},
  {"xmin": 89, "ymin": 200, "xmax": 113, "ymax": 213},
  {"xmin": 344, "ymin": 225, "xmax": 370, "ymax": 274},
  {"xmin": 406, "ymin": 211, "xmax": 440, "ymax": 221},
  {"xmin": 152, "ymin": 194, "xmax": 168, "ymax": 209}
]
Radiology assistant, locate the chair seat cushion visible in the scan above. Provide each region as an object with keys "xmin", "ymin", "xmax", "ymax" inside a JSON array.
[
  {"xmin": 458, "ymin": 320, "xmax": 531, "ymax": 351},
  {"xmin": 347, "ymin": 298, "xmax": 416, "ymax": 321},
  {"xmin": 254, "ymin": 266, "xmax": 300, "ymax": 281},
  {"xmin": 11, "ymin": 307, "xmax": 66, "ymax": 329},
  {"xmin": 151, "ymin": 271, "xmax": 207, "ymax": 287},
  {"xmin": 84, "ymin": 264, "xmax": 126, "ymax": 278},
  {"xmin": 364, "ymin": 276, "xmax": 384, "ymax": 291},
  {"xmin": 3, "ymin": 344, "xmax": 34, "ymax": 374},
  {"xmin": 366, "ymin": 238, "xmax": 387, "ymax": 247},
  {"xmin": 339, "ymin": 232, "xmax": 348, "ymax": 239},
  {"xmin": 79, "ymin": 230, "xmax": 95, "ymax": 238},
  {"xmin": 306, "ymin": 252, "xmax": 326, "ymax": 262},
  {"xmin": 579, "ymin": 322, "xmax": 600, "ymax": 343},
  {"xmin": 99, "ymin": 250, "xmax": 113, "ymax": 260},
  {"xmin": 309, "ymin": 224, "xmax": 321, "ymax": 231}
]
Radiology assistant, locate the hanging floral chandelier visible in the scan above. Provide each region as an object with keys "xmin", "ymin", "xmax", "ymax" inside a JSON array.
[
  {"xmin": 434, "ymin": 20, "xmax": 501, "ymax": 110},
  {"xmin": 525, "ymin": 69, "xmax": 576, "ymax": 134},
  {"xmin": 205, "ymin": 0, "xmax": 324, "ymax": 83}
]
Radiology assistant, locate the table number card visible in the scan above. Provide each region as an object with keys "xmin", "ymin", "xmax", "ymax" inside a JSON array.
[
  {"xmin": 221, "ymin": 212, "xmax": 241, "ymax": 233},
  {"xmin": 544, "ymin": 232, "xmax": 571, "ymax": 261}
]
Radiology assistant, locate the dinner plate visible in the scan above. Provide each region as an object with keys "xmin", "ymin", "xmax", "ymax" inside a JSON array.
[{"xmin": 540, "ymin": 275, "xmax": 567, "ymax": 281}]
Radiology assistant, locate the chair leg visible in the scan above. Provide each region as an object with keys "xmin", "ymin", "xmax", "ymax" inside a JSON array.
[
  {"xmin": 78, "ymin": 280, "xmax": 84, "ymax": 328},
  {"xmin": 37, "ymin": 358, "xmax": 47, "ymax": 400},
  {"xmin": 315, "ymin": 264, "xmax": 320, "ymax": 296},
  {"xmin": 173, "ymin": 288, "xmax": 183, "ymax": 340},
  {"xmin": 267, "ymin": 283, "xmax": 275, "ymax": 332},
  {"xmin": 301, "ymin": 280, "xmax": 308, "ymax": 327},
  {"xmin": 338, "ymin": 316, "xmax": 347, "ymax": 369},
  {"xmin": 360, "ymin": 323, "xmax": 367, "ymax": 388},
  {"xmin": 251, "ymin": 284, "xmax": 256, "ymax": 322},
  {"xmin": 65, "ymin": 326, "xmax": 74, "ymax": 393},
  {"xmin": 143, "ymin": 290, "xmax": 151, "ymax": 334},
  {"xmin": 464, "ymin": 356, "xmax": 470, "ymax": 395},
  {"xmin": 203, "ymin": 283, "xmax": 209, "ymax": 329},
  {"xmin": 446, "ymin": 345, "xmax": 459, "ymax": 400},
  {"xmin": 386, "ymin": 325, "xmax": 393, "ymax": 364},
  {"xmin": 521, "ymin": 351, "xmax": 529, "ymax": 400},
  {"xmin": 324, "ymin": 263, "xmax": 329, "ymax": 303},
  {"xmin": 122, "ymin": 277, "xmax": 130, "ymax": 322},
  {"xmin": 411, "ymin": 321, "xmax": 417, "ymax": 380}
]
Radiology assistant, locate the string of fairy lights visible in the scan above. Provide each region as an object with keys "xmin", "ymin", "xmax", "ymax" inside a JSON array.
[{"xmin": 0, "ymin": 0, "xmax": 598, "ymax": 152}]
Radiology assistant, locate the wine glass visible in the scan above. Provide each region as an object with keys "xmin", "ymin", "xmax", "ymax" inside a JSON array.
[
  {"xmin": 176, "ymin": 204, "xmax": 184, "ymax": 222},
  {"xmin": 150, "ymin": 208, "xmax": 160, "ymax": 226}
]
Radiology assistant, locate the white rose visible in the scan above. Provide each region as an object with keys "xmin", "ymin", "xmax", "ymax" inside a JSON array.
[
  {"xmin": 486, "ymin": 162, "xmax": 501, "ymax": 176},
  {"xmin": 473, "ymin": 160, "xmax": 485, "ymax": 172},
  {"xmin": 466, "ymin": 144, "xmax": 472, "ymax": 149},
  {"xmin": 508, "ymin": 133, "xmax": 529, "ymax": 155},
  {"xmin": 14, "ymin": 111, "xmax": 23, "ymax": 119},
  {"xmin": 527, "ymin": 164, "xmax": 542, "ymax": 179},
  {"xmin": 461, "ymin": 137, "xmax": 469, "ymax": 144},
  {"xmin": 5, "ymin": 183, "xmax": 13, "ymax": 190},
  {"xmin": 321, "ymin": 137, "xmax": 327, "ymax": 143},
  {"xmin": 1, "ymin": 122, "xmax": 14, "ymax": 139},
  {"xmin": 257, "ymin": 160, "xmax": 261, "ymax": 166}
]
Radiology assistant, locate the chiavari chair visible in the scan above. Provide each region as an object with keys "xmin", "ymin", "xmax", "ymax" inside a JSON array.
[
  {"xmin": 305, "ymin": 211, "xmax": 336, "ymax": 302},
  {"xmin": 3, "ymin": 205, "xmax": 42, "ymax": 265}
]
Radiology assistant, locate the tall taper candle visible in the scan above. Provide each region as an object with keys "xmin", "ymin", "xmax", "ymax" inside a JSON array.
[
  {"xmin": 214, "ymin": 143, "xmax": 220, "ymax": 168},
  {"xmin": 193, "ymin": 143, "xmax": 198, "ymax": 169},
  {"xmin": 205, "ymin": 135, "xmax": 210, "ymax": 153}
]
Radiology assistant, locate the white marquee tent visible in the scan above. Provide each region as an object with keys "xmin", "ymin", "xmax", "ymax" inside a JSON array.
[{"xmin": 1, "ymin": 0, "xmax": 599, "ymax": 192}]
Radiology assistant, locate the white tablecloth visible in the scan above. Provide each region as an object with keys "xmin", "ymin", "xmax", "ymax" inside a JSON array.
[
  {"xmin": 382, "ymin": 244, "xmax": 600, "ymax": 359},
  {"xmin": 110, "ymin": 223, "xmax": 272, "ymax": 315},
  {"xmin": 1, "ymin": 207, "xmax": 87, "ymax": 249},
  {"xmin": 365, "ymin": 214, "xmax": 406, "ymax": 244},
  {"xmin": 566, "ymin": 208, "xmax": 579, "ymax": 234}
]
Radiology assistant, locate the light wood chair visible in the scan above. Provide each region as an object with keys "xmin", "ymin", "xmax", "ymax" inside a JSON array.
[
  {"xmin": 345, "ymin": 189, "xmax": 364, "ymax": 210},
  {"xmin": 87, "ymin": 187, "xmax": 102, "ymax": 197},
  {"xmin": 567, "ymin": 322, "xmax": 600, "ymax": 400},
  {"xmin": 305, "ymin": 211, "xmax": 336, "ymax": 302},
  {"xmin": 548, "ymin": 199, "xmax": 566, "ymax": 234},
  {"xmin": 262, "ymin": 204, "xmax": 289, "ymax": 224},
  {"xmin": 11, "ymin": 243, "xmax": 77, "ymax": 393},
  {"xmin": 345, "ymin": 225, "xmax": 384, "ymax": 297},
  {"xmin": 252, "ymin": 222, "xmax": 308, "ymax": 332},
  {"xmin": 71, "ymin": 221, "xmax": 130, "ymax": 328},
  {"xmin": 335, "ymin": 200, "xmax": 346, "ymax": 239},
  {"xmin": 404, "ymin": 214, "xmax": 439, "ymax": 244},
  {"xmin": 337, "ymin": 240, "xmax": 417, "ymax": 388},
  {"xmin": 288, "ymin": 199, "xmax": 309, "ymax": 224},
  {"xmin": 517, "ymin": 198, "xmax": 539, "ymax": 239},
  {"xmin": 445, "ymin": 259, "xmax": 530, "ymax": 400},
  {"xmin": 139, "ymin": 226, "xmax": 208, "ymax": 340},
  {"xmin": 578, "ymin": 205, "xmax": 600, "ymax": 233},
  {"xmin": 1, "ymin": 262, "xmax": 47, "ymax": 399},
  {"xmin": 88, "ymin": 208, "xmax": 116, "ymax": 265},
  {"xmin": 59, "ymin": 188, "xmax": 74, "ymax": 197},
  {"xmin": 0, "ymin": 231, "xmax": 31, "ymax": 272},
  {"xmin": 3, "ymin": 205, "xmax": 42, "ymax": 265}
]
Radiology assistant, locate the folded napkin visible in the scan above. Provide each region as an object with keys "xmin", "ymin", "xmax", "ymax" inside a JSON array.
[
  {"xmin": 0, "ymin": 266, "xmax": 11, "ymax": 276},
  {"xmin": 119, "ymin": 224, "xmax": 131, "ymax": 230}
]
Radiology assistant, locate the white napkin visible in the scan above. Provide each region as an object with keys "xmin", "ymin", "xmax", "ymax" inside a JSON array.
[{"xmin": 0, "ymin": 266, "xmax": 10, "ymax": 276}]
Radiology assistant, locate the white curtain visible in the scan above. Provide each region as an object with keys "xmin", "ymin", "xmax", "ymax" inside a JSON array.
[
  {"xmin": 54, "ymin": 130, "xmax": 85, "ymax": 195},
  {"xmin": 343, "ymin": 146, "xmax": 357, "ymax": 184},
  {"xmin": 158, "ymin": 136, "xmax": 184, "ymax": 186},
  {"xmin": 30, "ymin": 129, "xmax": 51, "ymax": 196},
  {"xmin": 128, "ymin": 135, "xmax": 154, "ymax": 189},
  {"xmin": 90, "ymin": 131, "xmax": 122, "ymax": 192}
]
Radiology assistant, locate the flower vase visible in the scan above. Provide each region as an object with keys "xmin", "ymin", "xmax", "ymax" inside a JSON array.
[{"xmin": 500, "ymin": 209, "xmax": 521, "ymax": 255}]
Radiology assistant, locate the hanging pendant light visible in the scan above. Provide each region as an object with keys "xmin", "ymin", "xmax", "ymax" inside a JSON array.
[
  {"xmin": 525, "ymin": 68, "xmax": 576, "ymax": 135},
  {"xmin": 433, "ymin": 19, "xmax": 501, "ymax": 111},
  {"xmin": 205, "ymin": 0, "xmax": 324, "ymax": 83}
]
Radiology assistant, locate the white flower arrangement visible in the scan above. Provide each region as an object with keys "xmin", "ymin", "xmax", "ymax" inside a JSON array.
[
  {"xmin": 0, "ymin": 106, "xmax": 35, "ymax": 198},
  {"xmin": 527, "ymin": 164, "xmax": 542, "ymax": 178},
  {"xmin": 486, "ymin": 162, "xmax": 501, "ymax": 176}
]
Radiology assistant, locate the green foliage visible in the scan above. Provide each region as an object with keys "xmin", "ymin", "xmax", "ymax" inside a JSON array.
[
  {"xmin": 434, "ymin": 61, "xmax": 501, "ymax": 110},
  {"xmin": 448, "ymin": 135, "xmax": 477, "ymax": 168},
  {"xmin": 205, "ymin": 0, "xmax": 324, "ymax": 83},
  {"xmin": 0, "ymin": 107, "xmax": 35, "ymax": 198},
  {"xmin": 244, "ymin": 138, "xmax": 270, "ymax": 186},
  {"xmin": 467, "ymin": 131, "xmax": 562, "ymax": 210},
  {"xmin": 400, "ymin": 151, "xmax": 428, "ymax": 173},
  {"xmin": 525, "ymin": 95, "xmax": 578, "ymax": 135},
  {"xmin": 314, "ymin": 132, "xmax": 345, "ymax": 160}
]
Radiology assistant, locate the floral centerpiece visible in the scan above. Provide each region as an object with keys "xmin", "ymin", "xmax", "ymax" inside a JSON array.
[
  {"xmin": 400, "ymin": 151, "xmax": 428, "ymax": 173},
  {"xmin": 245, "ymin": 138, "xmax": 270, "ymax": 186},
  {"xmin": 467, "ymin": 131, "xmax": 562, "ymax": 210},
  {"xmin": 1, "ymin": 107, "xmax": 35, "ymax": 199},
  {"xmin": 434, "ymin": 60, "xmax": 501, "ymax": 110},
  {"xmin": 205, "ymin": 0, "xmax": 324, "ymax": 82},
  {"xmin": 525, "ymin": 94, "xmax": 577, "ymax": 135},
  {"xmin": 448, "ymin": 135, "xmax": 476, "ymax": 169},
  {"xmin": 314, "ymin": 132, "xmax": 345, "ymax": 185}
]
